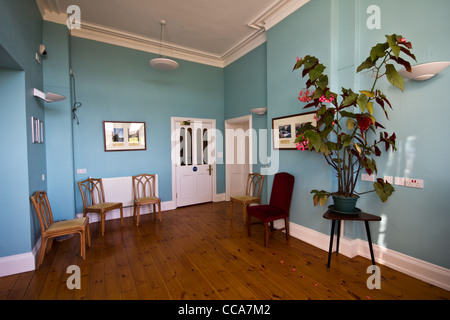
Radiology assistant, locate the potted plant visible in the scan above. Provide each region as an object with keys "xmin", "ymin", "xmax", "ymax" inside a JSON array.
[{"xmin": 293, "ymin": 34, "xmax": 416, "ymax": 213}]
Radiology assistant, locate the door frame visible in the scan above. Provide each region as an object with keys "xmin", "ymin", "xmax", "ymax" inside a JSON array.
[
  {"xmin": 171, "ymin": 116, "xmax": 217, "ymax": 208},
  {"xmin": 225, "ymin": 115, "xmax": 253, "ymax": 201}
]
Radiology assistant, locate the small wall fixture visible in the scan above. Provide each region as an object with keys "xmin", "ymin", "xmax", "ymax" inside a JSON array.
[
  {"xmin": 251, "ymin": 107, "xmax": 267, "ymax": 115},
  {"xmin": 33, "ymin": 88, "xmax": 66, "ymax": 103},
  {"xmin": 150, "ymin": 20, "xmax": 179, "ymax": 70},
  {"xmin": 398, "ymin": 61, "xmax": 450, "ymax": 81}
]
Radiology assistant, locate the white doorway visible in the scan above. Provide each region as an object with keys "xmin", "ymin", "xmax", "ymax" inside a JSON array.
[
  {"xmin": 171, "ymin": 117, "xmax": 216, "ymax": 207},
  {"xmin": 225, "ymin": 115, "xmax": 253, "ymax": 200}
]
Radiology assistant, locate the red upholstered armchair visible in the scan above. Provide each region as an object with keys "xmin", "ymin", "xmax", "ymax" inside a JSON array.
[{"xmin": 247, "ymin": 172, "xmax": 295, "ymax": 247}]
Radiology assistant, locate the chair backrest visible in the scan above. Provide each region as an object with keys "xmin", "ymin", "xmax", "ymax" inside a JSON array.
[
  {"xmin": 30, "ymin": 191, "xmax": 54, "ymax": 235},
  {"xmin": 132, "ymin": 174, "xmax": 157, "ymax": 199},
  {"xmin": 78, "ymin": 178, "xmax": 106, "ymax": 209},
  {"xmin": 245, "ymin": 173, "xmax": 265, "ymax": 199},
  {"xmin": 269, "ymin": 172, "xmax": 295, "ymax": 215}
]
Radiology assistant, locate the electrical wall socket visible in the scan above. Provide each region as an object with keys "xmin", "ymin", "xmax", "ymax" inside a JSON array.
[
  {"xmin": 395, "ymin": 177, "xmax": 405, "ymax": 186},
  {"xmin": 77, "ymin": 168, "xmax": 87, "ymax": 174},
  {"xmin": 361, "ymin": 173, "xmax": 375, "ymax": 181},
  {"xmin": 405, "ymin": 178, "xmax": 423, "ymax": 189}
]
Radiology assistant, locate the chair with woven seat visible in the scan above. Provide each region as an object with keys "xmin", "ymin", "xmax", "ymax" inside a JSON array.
[
  {"xmin": 247, "ymin": 172, "xmax": 295, "ymax": 247},
  {"xmin": 230, "ymin": 173, "xmax": 265, "ymax": 223},
  {"xmin": 132, "ymin": 174, "xmax": 161, "ymax": 226},
  {"xmin": 78, "ymin": 178, "xmax": 123, "ymax": 236},
  {"xmin": 30, "ymin": 191, "xmax": 90, "ymax": 268}
]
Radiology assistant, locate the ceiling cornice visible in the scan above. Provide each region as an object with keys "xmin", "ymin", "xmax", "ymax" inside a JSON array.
[{"xmin": 36, "ymin": 0, "xmax": 310, "ymax": 68}]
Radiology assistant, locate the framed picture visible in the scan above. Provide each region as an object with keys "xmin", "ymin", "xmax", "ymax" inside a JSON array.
[
  {"xmin": 272, "ymin": 111, "xmax": 316, "ymax": 150},
  {"xmin": 103, "ymin": 121, "xmax": 146, "ymax": 151}
]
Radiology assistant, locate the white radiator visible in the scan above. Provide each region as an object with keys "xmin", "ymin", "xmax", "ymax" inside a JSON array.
[{"xmin": 102, "ymin": 175, "xmax": 159, "ymax": 208}]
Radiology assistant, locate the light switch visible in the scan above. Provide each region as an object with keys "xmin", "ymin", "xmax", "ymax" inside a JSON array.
[{"xmin": 77, "ymin": 168, "xmax": 87, "ymax": 174}]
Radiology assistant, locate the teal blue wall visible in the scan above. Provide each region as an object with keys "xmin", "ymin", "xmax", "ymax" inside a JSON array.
[
  {"xmin": 69, "ymin": 37, "xmax": 225, "ymax": 213},
  {"xmin": 264, "ymin": 0, "xmax": 450, "ymax": 268},
  {"xmin": 43, "ymin": 22, "xmax": 74, "ymax": 222},
  {"xmin": 267, "ymin": 0, "xmax": 334, "ymax": 236},
  {"xmin": 224, "ymin": 43, "xmax": 268, "ymax": 202},
  {"xmin": 354, "ymin": 0, "xmax": 450, "ymax": 267},
  {"xmin": 0, "ymin": 0, "xmax": 45, "ymax": 256}
]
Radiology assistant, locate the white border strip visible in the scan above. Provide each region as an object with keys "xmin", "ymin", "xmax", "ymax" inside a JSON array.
[{"xmin": 275, "ymin": 220, "xmax": 450, "ymax": 291}]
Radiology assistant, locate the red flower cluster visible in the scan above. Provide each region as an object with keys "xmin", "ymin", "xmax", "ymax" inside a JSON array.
[
  {"xmin": 298, "ymin": 89, "xmax": 314, "ymax": 102},
  {"xmin": 319, "ymin": 95, "xmax": 334, "ymax": 103},
  {"xmin": 295, "ymin": 134, "xmax": 309, "ymax": 151}
]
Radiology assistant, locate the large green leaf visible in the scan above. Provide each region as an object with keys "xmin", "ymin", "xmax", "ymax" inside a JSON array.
[
  {"xmin": 357, "ymin": 57, "xmax": 376, "ymax": 73},
  {"xmin": 357, "ymin": 94, "xmax": 368, "ymax": 112},
  {"xmin": 374, "ymin": 180, "xmax": 395, "ymax": 202},
  {"xmin": 309, "ymin": 64, "xmax": 326, "ymax": 82},
  {"xmin": 386, "ymin": 34, "xmax": 401, "ymax": 58},
  {"xmin": 342, "ymin": 91, "xmax": 358, "ymax": 107},
  {"xmin": 370, "ymin": 42, "xmax": 389, "ymax": 61},
  {"xmin": 317, "ymin": 75, "xmax": 329, "ymax": 89},
  {"xmin": 385, "ymin": 64, "xmax": 404, "ymax": 91}
]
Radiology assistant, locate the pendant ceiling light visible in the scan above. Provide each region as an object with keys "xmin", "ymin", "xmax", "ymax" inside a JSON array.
[{"xmin": 150, "ymin": 20, "xmax": 179, "ymax": 70}]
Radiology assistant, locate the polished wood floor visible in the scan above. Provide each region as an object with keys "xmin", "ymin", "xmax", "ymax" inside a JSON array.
[{"xmin": 1, "ymin": 201, "xmax": 449, "ymax": 300}]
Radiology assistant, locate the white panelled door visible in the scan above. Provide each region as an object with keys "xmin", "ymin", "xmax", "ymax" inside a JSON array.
[
  {"xmin": 226, "ymin": 122, "xmax": 249, "ymax": 198},
  {"xmin": 175, "ymin": 120, "xmax": 214, "ymax": 207}
]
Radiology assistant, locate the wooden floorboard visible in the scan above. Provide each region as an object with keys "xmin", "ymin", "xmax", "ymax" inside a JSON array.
[{"xmin": 1, "ymin": 201, "xmax": 449, "ymax": 301}]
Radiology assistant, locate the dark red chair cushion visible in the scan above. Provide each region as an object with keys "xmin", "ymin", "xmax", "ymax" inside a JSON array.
[
  {"xmin": 247, "ymin": 172, "xmax": 295, "ymax": 221},
  {"xmin": 247, "ymin": 205, "xmax": 285, "ymax": 222}
]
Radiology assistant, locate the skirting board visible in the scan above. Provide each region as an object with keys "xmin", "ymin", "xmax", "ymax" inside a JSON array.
[{"xmin": 274, "ymin": 220, "xmax": 450, "ymax": 292}]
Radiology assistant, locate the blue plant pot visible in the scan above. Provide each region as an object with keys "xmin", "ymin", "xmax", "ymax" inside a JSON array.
[{"xmin": 331, "ymin": 194, "xmax": 360, "ymax": 214}]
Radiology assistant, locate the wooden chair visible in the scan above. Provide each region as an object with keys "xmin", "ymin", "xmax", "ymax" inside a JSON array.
[
  {"xmin": 78, "ymin": 178, "xmax": 123, "ymax": 236},
  {"xmin": 30, "ymin": 191, "xmax": 90, "ymax": 268},
  {"xmin": 247, "ymin": 172, "xmax": 295, "ymax": 247},
  {"xmin": 230, "ymin": 173, "xmax": 265, "ymax": 223},
  {"xmin": 132, "ymin": 174, "xmax": 161, "ymax": 226}
]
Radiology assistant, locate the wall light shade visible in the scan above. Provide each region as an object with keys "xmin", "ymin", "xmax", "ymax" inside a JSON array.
[
  {"xmin": 251, "ymin": 107, "xmax": 267, "ymax": 115},
  {"xmin": 33, "ymin": 88, "xmax": 66, "ymax": 103},
  {"xmin": 150, "ymin": 57, "xmax": 179, "ymax": 70},
  {"xmin": 398, "ymin": 61, "xmax": 450, "ymax": 81}
]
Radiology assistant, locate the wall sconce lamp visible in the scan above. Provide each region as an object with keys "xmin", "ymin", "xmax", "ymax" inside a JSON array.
[
  {"xmin": 398, "ymin": 61, "xmax": 450, "ymax": 81},
  {"xmin": 33, "ymin": 88, "xmax": 66, "ymax": 103},
  {"xmin": 251, "ymin": 106, "xmax": 267, "ymax": 115}
]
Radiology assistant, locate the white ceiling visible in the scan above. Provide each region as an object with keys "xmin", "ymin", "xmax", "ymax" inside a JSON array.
[{"xmin": 36, "ymin": 0, "xmax": 309, "ymax": 67}]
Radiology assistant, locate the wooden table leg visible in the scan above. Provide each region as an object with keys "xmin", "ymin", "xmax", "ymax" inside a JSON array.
[
  {"xmin": 327, "ymin": 220, "xmax": 336, "ymax": 268},
  {"xmin": 365, "ymin": 221, "xmax": 376, "ymax": 265},
  {"xmin": 336, "ymin": 220, "xmax": 341, "ymax": 256}
]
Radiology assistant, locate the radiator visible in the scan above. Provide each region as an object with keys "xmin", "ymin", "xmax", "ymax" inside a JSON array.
[{"xmin": 102, "ymin": 175, "xmax": 159, "ymax": 208}]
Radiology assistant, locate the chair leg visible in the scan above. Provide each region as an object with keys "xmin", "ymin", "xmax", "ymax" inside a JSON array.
[
  {"xmin": 230, "ymin": 200, "xmax": 233, "ymax": 218},
  {"xmin": 247, "ymin": 214, "xmax": 252, "ymax": 236},
  {"xmin": 120, "ymin": 205, "xmax": 124, "ymax": 227},
  {"xmin": 101, "ymin": 212, "xmax": 105, "ymax": 236},
  {"xmin": 46, "ymin": 238, "xmax": 54, "ymax": 253},
  {"xmin": 136, "ymin": 205, "xmax": 141, "ymax": 226},
  {"xmin": 157, "ymin": 202, "xmax": 162, "ymax": 222},
  {"xmin": 37, "ymin": 237, "xmax": 48, "ymax": 268},
  {"xmin": 86, "ymin": 221, "xmax": 91, "ymax": 247},
  {"xmin": 285, "ymin": 218, "xmax": 290, "ymax": 241},
  {"xmin": 80, "ymin": 231, "xmax": 86, "ymax": 259},
  {"xmin": 243, "ymin": 205, "xmax": 247, "ymax": 224},
  {"xmin": 264, "ymin": 222, "xmax": 270, "ymax": 248}
]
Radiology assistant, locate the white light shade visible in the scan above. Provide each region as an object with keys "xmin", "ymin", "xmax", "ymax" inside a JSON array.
[
  {"xmin": 33, "ymin": 88, "xmax": 66, "ymax": 103},
  {"xmin": 150, "ymin": 57, "xmax": 179, "ymax": 70},
  {"xmin": 398, "ymin": 61, "xmax": 450, "ymax": 81},
  {"xmin": 251, "ymin": 107, "xmax": 267, "ymax": 115}
]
